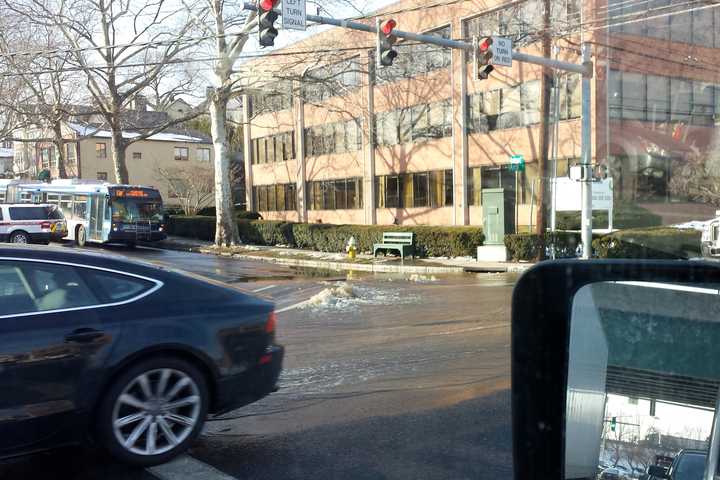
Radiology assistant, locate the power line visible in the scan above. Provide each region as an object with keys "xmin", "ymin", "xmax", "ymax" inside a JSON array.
[{"xmin": 0, "ymin": 0, "xmax": 717, "ymax": 77}]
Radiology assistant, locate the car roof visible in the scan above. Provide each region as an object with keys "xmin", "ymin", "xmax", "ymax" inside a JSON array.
[{"xmin": 0, "ymin": 244, "xmax": 165, "ymax": 277}]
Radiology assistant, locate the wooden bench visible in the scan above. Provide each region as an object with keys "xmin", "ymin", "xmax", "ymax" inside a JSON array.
[{"xmin": 373, "ymin": 232, "xmax": 415, "ymax": 260}]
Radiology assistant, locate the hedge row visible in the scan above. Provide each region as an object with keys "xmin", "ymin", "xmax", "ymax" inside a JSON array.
[
  {"xmin": 505, "ymin": 227, "xmax": 702, "ymax": 261},
  {"xmin": 504, "ymin": 232, "xmax": 583, "ymax": 261},
  {"xmin": 167, "ymin": 216, "xmax": 485, "ymax": 258},
  {"xmin": 556, "ymin": 203, "xmax": 663, "ymax": 230},
  {"xmin": 591, "ymin": 227, "xmax": 701, "ymax": 259}
]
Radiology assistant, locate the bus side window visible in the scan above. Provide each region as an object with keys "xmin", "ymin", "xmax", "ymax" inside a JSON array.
[
  {"xmin": 60, "ymin": 195, "xmax": 73, "ymax": 218},
  {"xmin": 73, "ymin": 195, "xmax": 87, "ymax": 219}
]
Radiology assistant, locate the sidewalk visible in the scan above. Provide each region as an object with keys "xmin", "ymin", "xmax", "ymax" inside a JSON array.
[{"xmin": 157, "ymin": 236, "xmax": 534, "ymax": 274}]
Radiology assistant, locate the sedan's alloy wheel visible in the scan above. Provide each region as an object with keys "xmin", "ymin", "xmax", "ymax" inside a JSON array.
[{"xmin": 111, "ymin": 368, "xmax": 201, "ymax": 456}]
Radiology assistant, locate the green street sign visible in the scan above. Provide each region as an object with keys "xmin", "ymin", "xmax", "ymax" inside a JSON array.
[{"xmin": 510, "ymin": 154, "xmax": 525, "ymax": 172}]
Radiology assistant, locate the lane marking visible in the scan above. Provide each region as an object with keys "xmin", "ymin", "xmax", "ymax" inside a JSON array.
[
  {"xmin": 252, "ymin": 284, "xmax": 277, "ymax": 293},
  {"xmin": 276, "ymin": 300, "xmax": 308, "ymax": 313},
  {"xmin": 147, "ymin": 455, "xmax": 238, "ymax": 480},
  {"xmin": 427, "ymin": 323, "xmax": 510, "ymax": 336}
]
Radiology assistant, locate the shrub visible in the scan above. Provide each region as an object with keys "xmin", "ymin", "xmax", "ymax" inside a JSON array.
[
  {"xmin": 166, "ymin": 215, "xmax": 216, "ymax": 241},
  {"xmin": 194, "ymin": 206, "xmax": 263, "ymax": 220},
  {"xmin": 504, "ymin": 232, "xmax": 583, "ymax": 261},
  {"xmin": 556, "ymin": 203, "xmax": 663, "ymax": 230},
  {"xmin": 238, "ymin": 220, "xmax": 294, "ymax": 246},
  {"xmin": 291, "ymin": 224, "xmax": 484, "ymax": 257},
  {"xmin": 592, "ymin": 227, "xmax": 701, "ymax": 259},
  {"xmin": 167, "ymin": 217, "xmax": 484, "ymax": 257}
]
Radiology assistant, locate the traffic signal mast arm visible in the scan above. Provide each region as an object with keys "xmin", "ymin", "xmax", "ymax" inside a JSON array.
[{"xmin": 241, "ymin": 1, "xmax": 591, "ymax": 77}]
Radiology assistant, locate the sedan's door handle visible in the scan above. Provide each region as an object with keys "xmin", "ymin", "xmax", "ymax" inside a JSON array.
[{"xmin": 65, "ymin": 328, "xmax": 105, "ymax": 343}]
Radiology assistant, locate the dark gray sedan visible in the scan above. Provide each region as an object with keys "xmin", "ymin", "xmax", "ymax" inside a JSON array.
[{"xmin": 0, "ymin": 245, "xmax": 283, "ymax": 466}]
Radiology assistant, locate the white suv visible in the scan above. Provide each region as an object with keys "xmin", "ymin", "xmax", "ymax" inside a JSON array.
[{"xmin": 0, "ymin": 204, "xmax": 68, "ymax": 244}]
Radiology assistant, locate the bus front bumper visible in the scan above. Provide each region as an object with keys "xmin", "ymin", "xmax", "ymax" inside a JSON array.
[{"xmin": 108, "ymin": 229, "xmax": 167, "ymax": 243}]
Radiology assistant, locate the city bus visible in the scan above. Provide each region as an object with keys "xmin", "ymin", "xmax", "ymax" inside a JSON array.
[{"xmin": 4, "ymin": 179, "xmax": 167, "ymax": 246}]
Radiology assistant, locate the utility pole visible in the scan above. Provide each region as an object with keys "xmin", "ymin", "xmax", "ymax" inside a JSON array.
[
  {"xmin": 535, "ymin": 0, "xmax": 552, "ymax": 257},
  {"xmin": 580, "ymin": 43, "xmax": 593, "ymax": 259}
]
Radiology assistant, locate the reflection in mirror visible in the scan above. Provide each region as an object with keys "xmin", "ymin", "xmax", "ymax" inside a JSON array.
[{"xmin": 565, "ymin": 282, "xmax": 720, "ymax": 480}]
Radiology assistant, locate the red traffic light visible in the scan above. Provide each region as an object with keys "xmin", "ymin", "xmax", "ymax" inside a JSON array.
[
  {"xmin": 479, "ymin": 37, "xmax": 492, "ymax": 51},
  {"xmin": 380, "ymin": 19, "xmax": 396, "ymax": 35},
  {"xmin": 259, "ymin": 0, "xmax": 276, "ymax": 11}
]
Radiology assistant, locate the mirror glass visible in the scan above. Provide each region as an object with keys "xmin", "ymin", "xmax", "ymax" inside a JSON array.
[{"xmin": 566, "ymin": 281, "xmax": 720, "ymax": 480}]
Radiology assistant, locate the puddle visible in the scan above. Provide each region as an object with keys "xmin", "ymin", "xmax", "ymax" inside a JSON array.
[{"xmin": 224, "ymin": 266, "xmax": 348, "ymax": 283}]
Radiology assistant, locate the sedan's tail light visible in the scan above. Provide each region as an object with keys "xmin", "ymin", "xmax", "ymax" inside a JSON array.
[{"xmin": 265, "ymin": 311, "xmax": 277, "ymax": 334}]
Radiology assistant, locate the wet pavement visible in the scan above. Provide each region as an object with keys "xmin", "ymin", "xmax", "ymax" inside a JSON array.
[{"xmin": 1, "ymin": 244, "xmax": 516, "ymax": 480}]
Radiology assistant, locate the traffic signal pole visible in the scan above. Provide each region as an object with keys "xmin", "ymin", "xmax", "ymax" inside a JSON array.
[{"xmin": 242, "ymin": 1, "xmax": 595, "ymax": 258}]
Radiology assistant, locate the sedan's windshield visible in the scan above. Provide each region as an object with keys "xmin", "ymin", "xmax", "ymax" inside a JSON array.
[{"xmin": 111, "ymin": 199, "xmax": 163, "ymax": 222}]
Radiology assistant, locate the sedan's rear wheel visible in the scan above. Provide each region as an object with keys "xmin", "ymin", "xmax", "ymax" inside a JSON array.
[{"xmin": 96, "ymin": 357, "xmax": 209, "ymax": 466}]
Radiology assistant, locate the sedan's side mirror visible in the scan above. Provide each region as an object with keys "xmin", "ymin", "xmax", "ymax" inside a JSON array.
[
  {"xmin": 647, "ymin": 465, "xmax": 669, "ymax": 478},
  {"xmin": 511, "ymin": 260, "xmax": 720, "ymax": 480}
]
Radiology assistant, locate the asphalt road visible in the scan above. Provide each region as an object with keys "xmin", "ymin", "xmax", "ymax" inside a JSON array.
[{"xmin": 0, "ymin": 245, "xmax": 516, "ymax": 480}]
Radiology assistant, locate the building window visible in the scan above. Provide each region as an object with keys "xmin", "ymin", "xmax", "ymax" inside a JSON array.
[
  {"xmin": 375, "ymin": 170, "xmax": 453, "ymax": 208},
  {"xmin": 306, "ymin": 177, "xmax": 363, "ymax": 210},
  {"xmin": 304, "ymin": 57, "xmax": 362, "ymax": 103},
  {"xmin": 249, "ymin": 81, "xmax": 293, "ymax": 115},
  {"xmin": 132, "ymin": 152, "xmax": 142, "ymax": 160},
  {"xmin": 303, "ymin": 120, "xmax": 361, "ymax": 157},
  {"xmin": 609, "ymin": 0, "xmax": 716, "ymax": 48},
  {"xmin": 174, "ymin": 147, "xmax": 189, "ymax": 161},
  {"xmin": 252, "ymin": 183, "xmax": 297, "ymax": 211},
  {"xmin": 375, "ymin": 26, "xmax": 451, "ymax": 84},
  {"xmin": 96, "ymin": 143, "xmax": 107, "ymax": 159},
  {"xmin": 251, "ymin": 131, "xmax": 295, "ymax": 164},
  {"xmin": 608, "ymin": 70, "xmax": 720, "ymax": 125},
  {"xmin": 65, "ymin": 143, "xmax": 77, "ymax": 164},
  {"xmin": 97, "ymin": 172, "xmax": 108, "ymax": 181},
  {"xmin": 39, "ymin": 146, "xmax": 52, "ymax": 169},
  {"xmin": 197, "ymin": 148, "xmax": 211, "ymax": 162}
]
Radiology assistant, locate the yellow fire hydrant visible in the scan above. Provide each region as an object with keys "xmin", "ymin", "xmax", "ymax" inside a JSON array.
[{"xmin": 346, "ymin": 235, "xmax": 357, "ymax": 260}]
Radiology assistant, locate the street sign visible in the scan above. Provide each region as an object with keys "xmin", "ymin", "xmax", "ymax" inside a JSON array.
[
  {"xmin": 509, "ymin": 154, "xmax": 525, "ymax": 172},
  {"xmin": 555, "ymin": 177, "xmax": 613, "ymax": 211},
  {"xmin": 491, "ymin": 36, "xmax": 512, "ymax": 67},
  {"xmin": 282, "ymin": 0, "xmax": 306, "ymax": 30}
]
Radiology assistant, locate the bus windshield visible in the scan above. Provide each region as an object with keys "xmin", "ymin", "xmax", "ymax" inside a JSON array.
[{"xmin": 111, "ymin": 198, "xmax": 163, "ymax": 223}]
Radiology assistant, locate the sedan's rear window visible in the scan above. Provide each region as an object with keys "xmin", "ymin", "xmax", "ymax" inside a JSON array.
[{"xmin": 83, "ymin": 269, "xmax": 155, "ymax": 302}]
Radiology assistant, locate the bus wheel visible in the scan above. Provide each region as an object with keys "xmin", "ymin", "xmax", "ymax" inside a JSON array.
[
  {"xmin": 76, "ymin": 226, "xmax": 87, "ymax": 247},
  {"xmin": 10, "ymin": 231, "xmax": 29, "ymax": 244},
  {"xmin": 125, "ymin": 241, "xmax": 136, "ymax": 249}
]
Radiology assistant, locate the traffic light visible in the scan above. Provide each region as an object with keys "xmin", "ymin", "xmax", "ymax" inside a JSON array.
[
  {"xmin": 376, "ymin": 19, "xmax": 398, "ymax": 67},
  {"xmin": 610, "ymin": 417, "xmax": 617, "ymax": 432},
  {"xmin": 593, "ymin": 163, "xmax": 608, "ymax": 181},
  {"xmin": 474, "ymin": 36, "xmax": 494, "ymax": 80},
  {"xmin": 258, "ymin": 0, "xmax": 279, "ymax": 47}
]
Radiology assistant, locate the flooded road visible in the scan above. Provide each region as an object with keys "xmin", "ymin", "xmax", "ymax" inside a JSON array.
[{"xmin": 2, "ymin": 245, "xmax": 516, "ymax": 480}]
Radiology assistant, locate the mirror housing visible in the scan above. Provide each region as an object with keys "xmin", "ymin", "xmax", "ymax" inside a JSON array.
[
  {"xmin": 647, "ymin": 465, "xmax": 669, "ymax": 478},
  {"xmin": 511, "ymin": 259, "xmax": 720, "ymax": 480}
]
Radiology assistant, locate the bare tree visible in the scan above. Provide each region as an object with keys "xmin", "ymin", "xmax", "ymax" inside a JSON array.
[
  {"xmin": 177, "ymin": 0, "xmax": 260, "ymax": 245},
  {"xmin": 669, "ymin": 151, "xmax": 720, "ymax": 207},
  {"xmin": 4, "ymin": 0, "xmax": 207, "ymax": 184},
  {"xmin": 156, "ymin": 165, "xmax": 214, "ymax": 215},
  {"xmin": 0, "ymin": 12, "xmax": 88, "ymax": 179}
]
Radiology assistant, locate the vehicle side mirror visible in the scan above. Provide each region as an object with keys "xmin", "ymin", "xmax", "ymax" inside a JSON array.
[
  {"xmin": 511, "ymin": 260, "xmax": 720, "ymax": 480},
  {"xmin": 647, "ymin": 465, "xmax": 669, "ymax": 478}
]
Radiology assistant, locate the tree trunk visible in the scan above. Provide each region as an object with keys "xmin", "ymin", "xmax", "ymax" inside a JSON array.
[
  {"xmin": 209, "ymin": 89, "xmax": 239, "ymax": 246},
  {"xmin": 110, "ymin": 127, "xmax": 129, "ymax": 184},
  {"xmin": 534, "ymin": 0, "xmax": 553, "ymax": 259},
  {"xmin": 52, "ymin": 121, "xmax": 67, "ymax": 179}
]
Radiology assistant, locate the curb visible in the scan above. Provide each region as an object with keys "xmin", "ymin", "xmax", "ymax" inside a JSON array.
[
  {"xmin": 151, "ymin": 240, "xmax": 534, "ymax": 274},
  {"xmin": 206, "ymin": 251, "xmax": 466, "ymax": 274}
]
